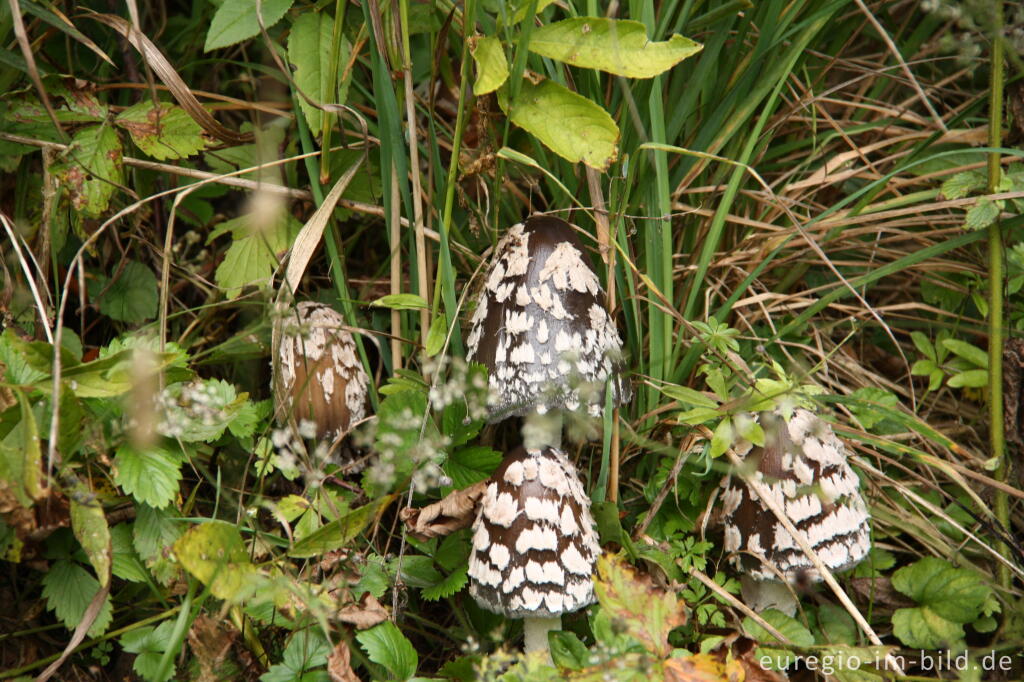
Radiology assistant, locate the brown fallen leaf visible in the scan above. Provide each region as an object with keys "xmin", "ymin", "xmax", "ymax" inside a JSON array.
[
  {"xmin": 400, "ymin": 480, "xmax": 487, "ymax": 541},
  {"xmin": 337, "ymin": 592, "xmax": 389, "ymax": 630},
  {"xmin": 705, "ymin": 632, "xmax": 787, "ymax": 682},
  {"xmin": 663, "ymin": 652, "xmax": 744, "ymax": 682},
  {"xmin": 188, "ymin": 614, "xmax": 239, "ymax": 682},
  {"xmin": 328, "ymin": 639, "xmax": 362, "ymax": 682}
]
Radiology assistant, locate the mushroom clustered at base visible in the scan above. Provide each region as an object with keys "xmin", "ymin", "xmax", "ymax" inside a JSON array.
[
  {"xmin": 466, "ymin": 215, "xmax": 631, "ymax": 422},
  {"xmin": 469, "ymin": 445, "xmax": 601, "ymax": 618},
  {"xmin": 274, "ymin": 302, "xmax": 369, "ymax": 443},
  {"xmin": 718, "ymin": 407, "xmax": 871, "ymax": 582}
]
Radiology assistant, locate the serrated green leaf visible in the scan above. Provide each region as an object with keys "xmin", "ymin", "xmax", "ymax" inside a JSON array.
[
  {"xmin": 134, "ymin": 503, "xmax": 183, "ymax": 562},
  {"xmin": 52, "ymin": 124, "xmax": 123, "ymax": 217},
  {"xmin": 421, "ymin": 564, "xmax": 467, "ymax": 600},
  {"xmin": 71, "ymin": 493, "xmax": 111, "ymax": 587},
  {"xmin": 507, "ymin": 79, "xmax": 618, "ymax": 170},
  {"xmin": 371, "ymin": 294, "xmax": 429, "ymax": 310},
  {"xmin": 205, "ymin": 0, "xmax": 294, "ymax": 51},
  {"xmin": 964, "ymin": 197, "xmax": 1000, "ymax": 231},
  {"xmin": 947, "ymin": 369, "xmax": 988, "ymax": 388},
  {"xmin": 214, "ymin": 213, "xmax": 301, "ymax": 300},
  {"xmin": 443, "ymin": 446, "xmax": 501, "ymax": 488},
  {"xmin": 116, "ymin": 102, "xmax": 207, "ymax": 160},
  {"xmin": 288, "ymin": 12, "xmax": 350, "ymax": 132},
  {"xmin": 471, "ymin": 35, "xmax": 509, "ymax": 95},
  {"xmin": 941, "ymin": 339, "xmax": 988, "ymax": 368},
  {"xmin": 891, "ymin": 556, "xmax": 991, "ymax": 623},
  {"xmin": 41, "ymin": 560, "xmax": 113, "ymax": 637},
  {"xmin": 114, "ymin": 444, "xmax": 182, "ymax": 509},
  {"xmin": 425, "ymin": 314, "xmax": 447, "ymax": 357},
  {"xmin": 594, "ymin": 554, "xmax": 686, "ymax": 657},
  {"xmin": 940, "ymin": 170, "xmax": 985, "ymax": 200},
  {"xmin": 120, "ymin": 621, "xmax": 177, "ymax": 682},
  {"xmin": 891, "ymin": 606, "xmax": 963, "ymax": 649},
  {"xmin": 389, "ymin": 555, "xmax": 443, "ymax": 588},
  {"xmin": 529, "ymin": 18, "xmax": 702, "ymax": 78},
  {"xmin": 357, "ymin": 621, "xmax": 418, "ymax": 680},
  {"xmin": 110, "ymin": 523, "xmax": 148, "ymax": 583},
  {"xmin": 91, "ymin": 260, "xmax": 159, "ymax": 323},
  {"xmin": 173, "ymin": 521, "xmax": 260, "ymax": 602}
]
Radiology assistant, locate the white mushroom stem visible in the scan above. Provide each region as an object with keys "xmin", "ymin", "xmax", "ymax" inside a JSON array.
[
  {"xmin": 523, "ymin": 615, "xmax": 562, "ymax": 656},
  {"xmin": 522, "ymin": 410, "xmax": 563, "ymax": 449}
]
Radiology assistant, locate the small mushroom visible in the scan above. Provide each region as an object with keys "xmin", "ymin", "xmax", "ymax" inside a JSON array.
[
  {"xmin": 273, "ymin": 302, "xmax": 369, "ymax": 444},
  {"xmin": 718, "ymin": 408, "xmax": 871, "ymax": 612},
  {"xmin": 466, "ymin": 215, "xmax": 631, "ymax": 432},
  {"xmin": 468, "ymin": 445, "xmax": 600, "ymax": 653}
]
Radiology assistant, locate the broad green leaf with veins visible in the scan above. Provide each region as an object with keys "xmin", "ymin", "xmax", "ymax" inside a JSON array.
[{"xmin": 529, "ymin": 18, "xmax": 701, "ymax": 78}]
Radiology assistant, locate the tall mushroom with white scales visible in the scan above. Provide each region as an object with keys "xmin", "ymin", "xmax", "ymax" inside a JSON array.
[
  {"xmin": 466, "ymin": 215, "xmax": 631, "ymax": 443},
  {"xmin": 717, "ymin": 407, "xmax": 871, "ymax": 614},
  {"xmin": 464, "ymin": 215, "xmax": 630, "ymax": 653},
  {"xmin": 468, "ymin": 445, "xmax": 601, "ymax": 654},
  {"xmin": 273, "ymin": 302, "xmax": 370, "ymax": 450}
]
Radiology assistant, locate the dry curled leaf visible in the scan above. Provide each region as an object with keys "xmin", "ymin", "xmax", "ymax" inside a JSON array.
[
  {"xmin": 327, "ymin": 639, "xmax": 361, "ymax": 682},
  {"xmin": 400, "ymin": 480, "xmax": 487, "ymax": 541},
  {"xmin": 337, "ymin": 592, "xmax": 389, "ymax": 630},
  {"xmin": 187, "ymin": 614, "xmax": 239, "ymax": 682},
  {"xmin": 663, "ymin": 653, "xmax": 744, "ymax": 682}
]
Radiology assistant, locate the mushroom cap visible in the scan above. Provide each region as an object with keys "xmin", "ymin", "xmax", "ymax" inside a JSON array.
[
  {"xmin": 466, "ymin": 215, "xmax": 631, "ymax": 422},
  {"xmin": 274, "ymin": 302, "xmax": 369, "ymax": 442},
  {"xmin": 468, "ymin": 445, "xmax": 601, "ymax": 618},
  {"xmin": 718, "ymin": 408, "xmax": 871, "ymax": 582}
]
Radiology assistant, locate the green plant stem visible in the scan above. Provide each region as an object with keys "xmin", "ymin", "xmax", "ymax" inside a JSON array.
[{"xmin": 987, "ymin": 0, "xmax": 1010, "ymax": 592}]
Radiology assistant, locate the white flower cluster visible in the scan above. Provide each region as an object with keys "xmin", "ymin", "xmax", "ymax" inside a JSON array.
[
  {"xmin": 425, "ymin": 355, "xmax": 493, "ymax": 422},
  {"xmin": 155, "ymin": 380, "xmax": 230, "ymax": 439}
]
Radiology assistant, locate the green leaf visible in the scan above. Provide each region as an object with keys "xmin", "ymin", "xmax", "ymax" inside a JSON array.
[
  {"xmin": 91, "ymin": 260, "xmax": 159, "ymax": 323},
  {"xmin": 743, "ymin": 609, "xmax": 815, "ymax": 647},
  {"xmin": 371, "ymin": 293, "xmax": 429, "ymax": 310},
  {"xmin": 70, "ymin": 493, "xmax": 111, "ymax": 587},
  {"xmin": 356, "ymin": 621, "xmax": 418, "ymax": 680},
  {"xmin": 288, "ymin": 496, "xmax": 390, "ymax": 558},
  {"xmin": 214, "ymin": 213, "xmax": 301, "ymax": 300},
  {"xmin": 470, "ymin": 35, "xmax": 509, "ymax": 95},
  {"xmin": 115, "ymin": 102, "xmax": 207, "ymax": 160},
  {"xmin": 110, "ymin": 523, "xmax": 148, "ymax": 583},
  {"xmin": 120, "ymin": 621, "xmax": 176, "ymax": 682},
  {"xmin": 52, "ymin": 124, "xmax": 123, "ymax": 218},
  {"xmin": 941, "ymin": 339, "xmax": 988, "ymax": 368},
  {"xmin": 658, "ymin": 384, "xmax": 717, "ymax": 408},
  {"xmin": 134, "ymin": 504, "xmax": 183, "ymax": 563},
  {"xmin": 421, "ymin": 564, "xmax": 467, "ymax": 600},
  {"xmin": 529, "ymin": 18, "xmax": 702, "ymax": 78},
  {"xmin": 891, "ymin": 556, "xmax": 991, "ymax": 623},
  {"xmin": 891, "ymin": 606, "xmax": 963, "ymax": 649},
  {"xmin": 173, "ymin": 521, "xmax": 261, "ymax": 602},
  {"xmin": 940, "ymin": 170, "xmax": 985, "ymax": 199},
  {"xmin": 947, "ymin": 369, "xmax": 988, "ymax": 388},
  {"xmin": 0, "ymin": 391, "xmax": 45, "ymax": 506},
  {"xmin": 816, "ymin": 603, "xmax": 858, "ymax": 645},
  {"xmin": 425, "ymin": 314, "xmax": 447, "ymax": 357},
  {"xmin": 910, "ymin": 331, "xmax": 935, "ymax": 361},
  {"xmin": 549, "ymin": 630, "xmax": 589, "ymax": 670},
  {"xmin": 261, "ymin": 629, "xmax": 331, "ymax": 682},
  {"xmin": 443, "ymin": 446, "xmax": 501, "ymax": 488},
  {"xmin": 41, "ymin": 560, "xmax": 113, "ymax": 637},
  {"xmin": 157, "ymin": 378, "xmax": 255, "ymax": 442},
  {"xmin": 507, "ymin": 79, "xmax": 619, "ymax": 170},
  {"xmin": 114, "ymin": 444, "xmax": 182, "ymax": 509},
  {"xmin": 964, "ymin": 197, "xmax": 1000, "ymax": 230},
  {"xmin": 205, "ymin": 0, "xmax": 295, "ymax": 51},
  {"xmin": 288, "ymin": 12, "xmax": 350, "ymax": 132},
  {"xmin": 709, "ymin": 417, "xmax": 732, "ymax": 457}
]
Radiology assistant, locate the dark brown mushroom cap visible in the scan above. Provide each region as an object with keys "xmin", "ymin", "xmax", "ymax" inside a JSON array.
[
  {"xmin": 466, "ymin": 215, "xmax": 631, "ymax": 422},
  {"xmin": 274, "ymin": 302, "xmax": 369, "ymax": 442},
  {"xmin": 719, "ymin": 408, "xmax": 871, "ymax": 582},
  {"xmin": 468, "ymin": 445, "xmax": 601, "ymax": 618}
]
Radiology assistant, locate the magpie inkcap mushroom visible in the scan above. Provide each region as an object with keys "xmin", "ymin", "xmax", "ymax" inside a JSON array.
[
  {"xmin": 719, "ymin": 408, "xmax": 871, "ymax": 583},
  {"xmin": 466, "ymin": 216, "xmax": 631, "ymax": 424},
  {"xmin": 274, "ymin": 302, "xmax": 370, "ymax": 444},
  {"xmin": 468, "ymin": 445, "xmax": 601, "ymax": 651}
]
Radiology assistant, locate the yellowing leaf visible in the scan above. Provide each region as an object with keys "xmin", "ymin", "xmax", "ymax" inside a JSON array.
[
  {"xmin": 174, "ymin": 521, "xmax": 261, "ymax": 602},
  {"xmin": 71, "ymin": 493, "xmax": 112, "ymax": 587},
  {"xmin": 53, "ymin": 124, "xmax": 123, "ymax": 217},
  {"xmin": 205, "ymin": 0, "xmax": 294, "ymax": 52},
  {"xmin": 507, "ymin": 79, "xmax": 619, "ymax": 170},
  {"xmin": 116, "ymin": 102, "xmax": 207, "ymax": 160},
  {"xmin": 471, "ymin": 35, "xmax": 509, "ymax": 95},
  {"xmin": 529, "ymin": 18, "xmax": 702, "ymax": 78},
  {"xmin": 593, "ymin": 554, "xmax": 686, "ymax": 657}
]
